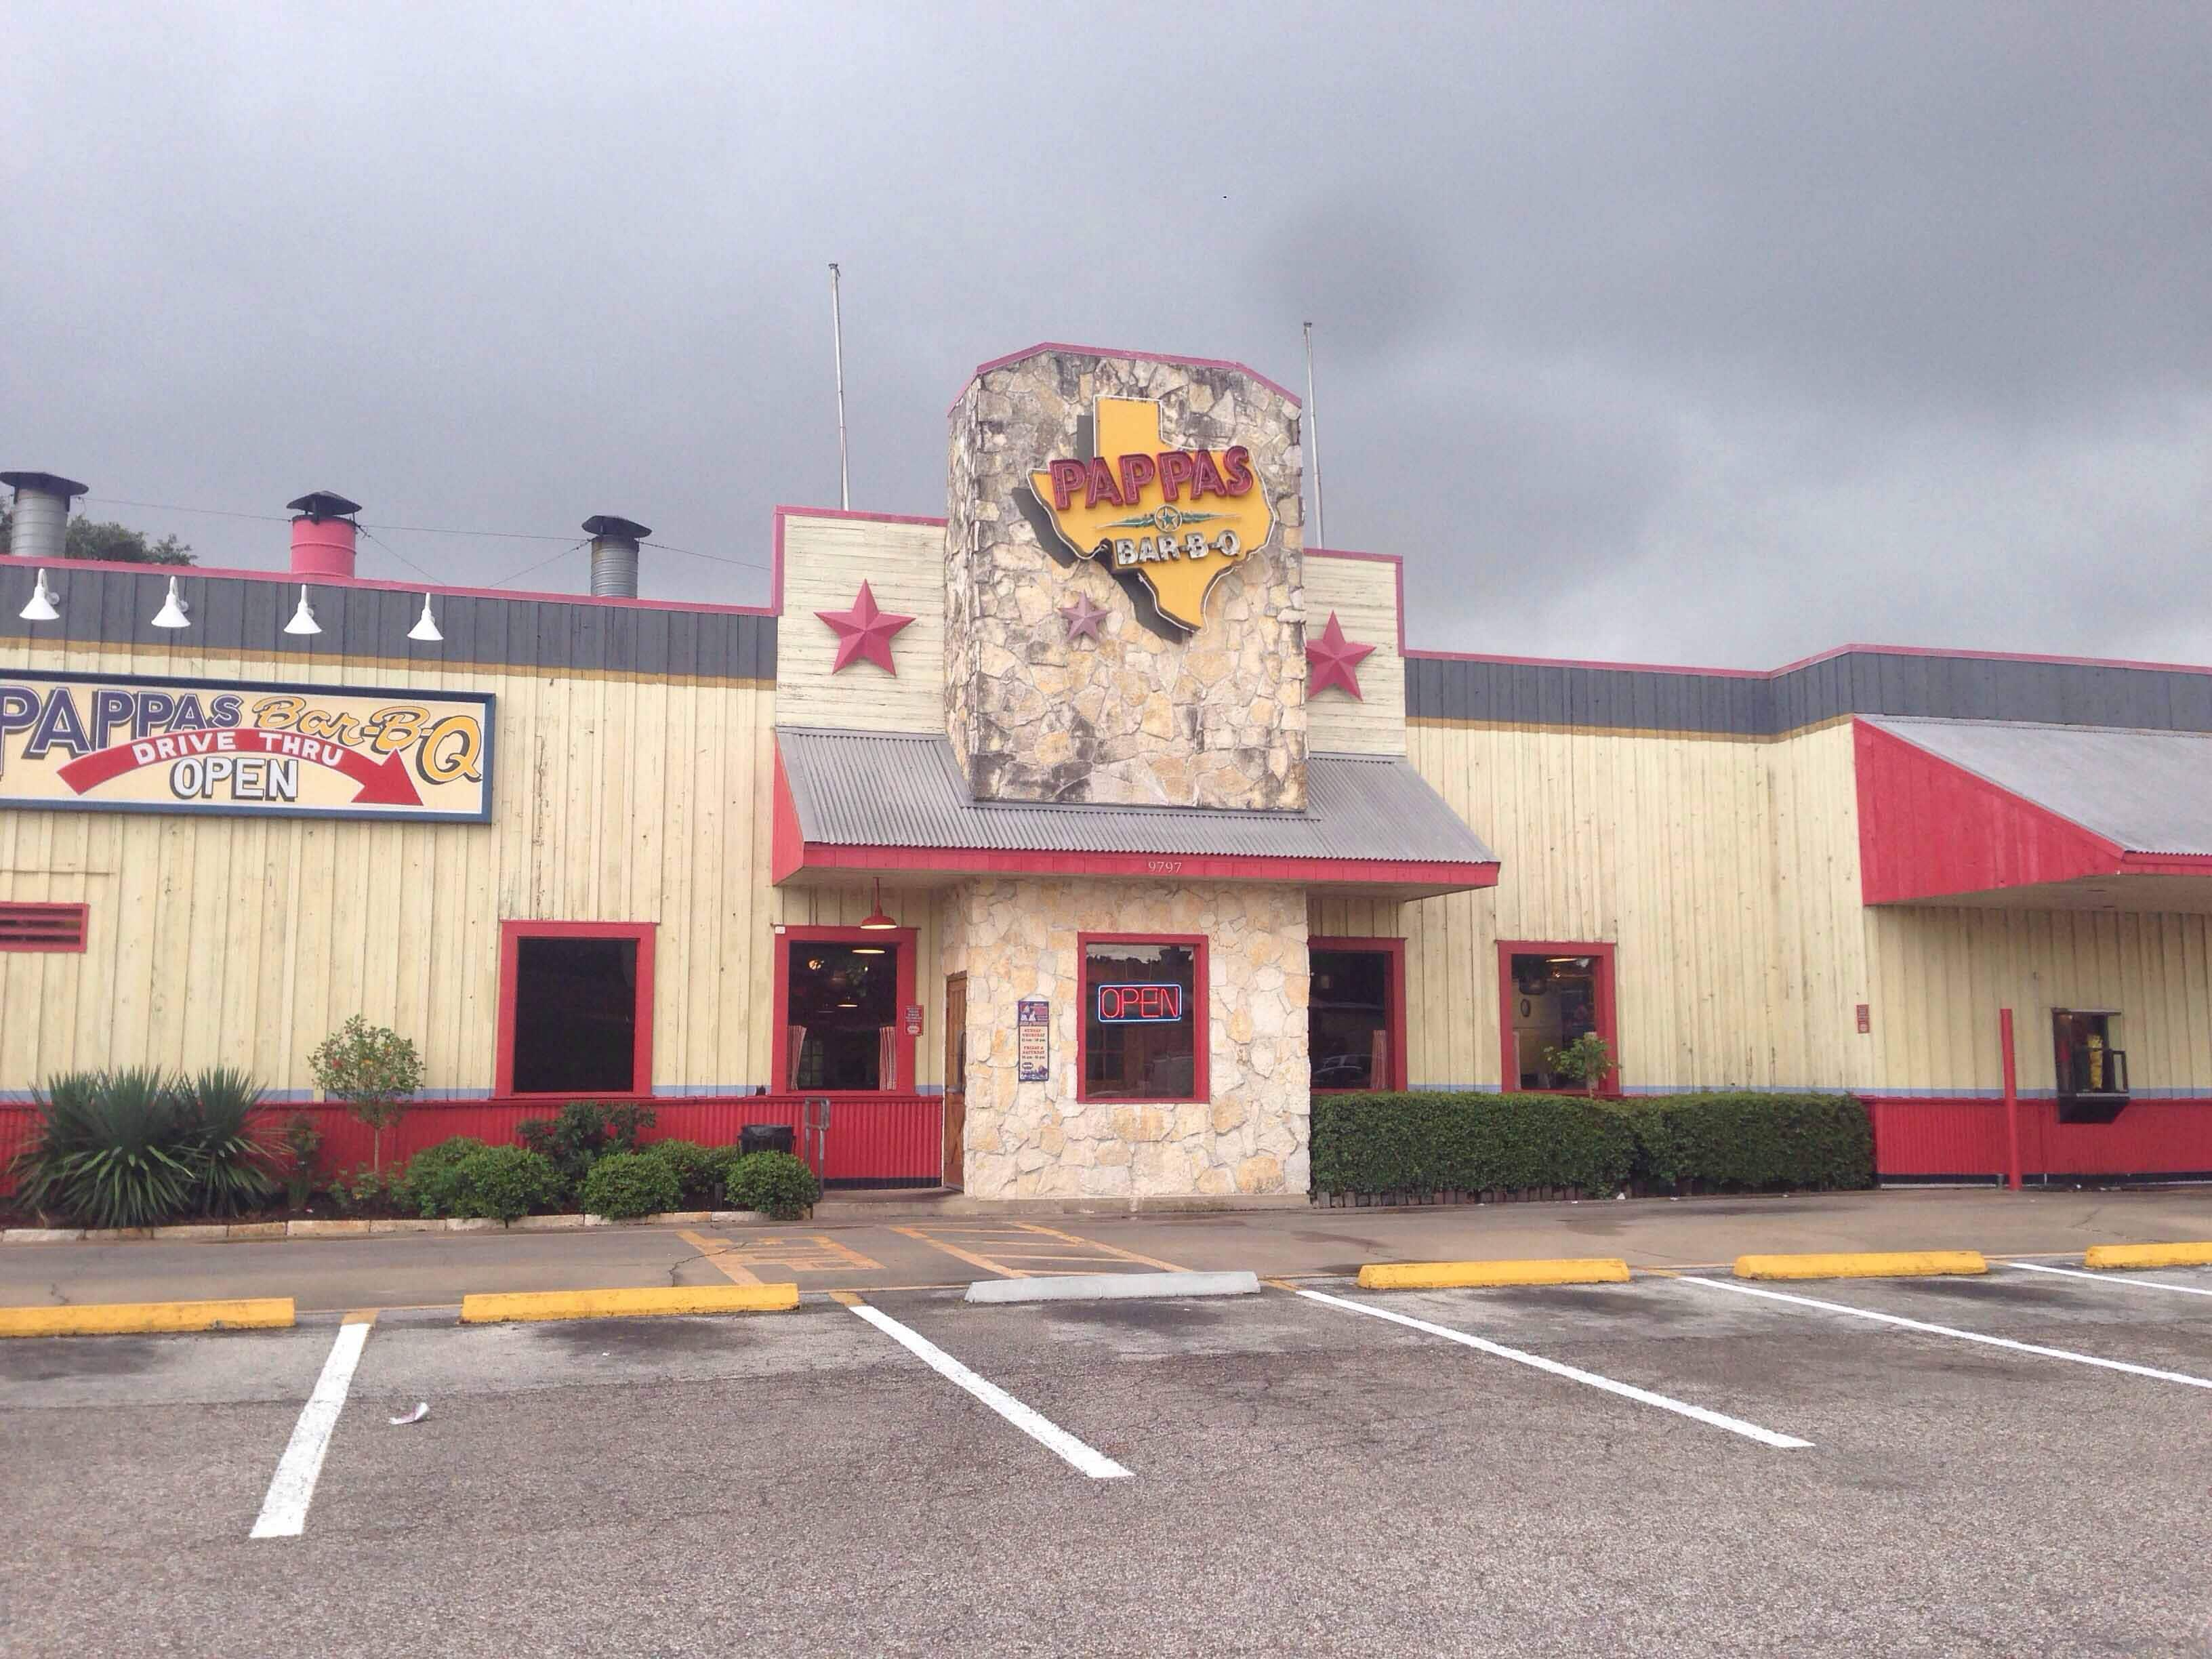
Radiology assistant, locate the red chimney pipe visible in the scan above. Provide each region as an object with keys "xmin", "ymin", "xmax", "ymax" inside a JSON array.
[{"xmin": 287, "ymin": 491, "xmax": 361, "ymax": 578}]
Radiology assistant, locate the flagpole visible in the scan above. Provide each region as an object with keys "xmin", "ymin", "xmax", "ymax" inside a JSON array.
[
  {"xmin": 1303, "ymin": 320, "xmax": 1326, "ymax": 547},
  {"xmin": 830, "ymin": 263, "xmax": 851, "ymax": 510}
]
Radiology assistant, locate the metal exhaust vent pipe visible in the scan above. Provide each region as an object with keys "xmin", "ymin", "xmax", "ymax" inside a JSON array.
[
  {"xmin": 287, "ymin": 491, "xmax": 362, "ymax": 578},
  {"xmin": 583, "ymin": 514, "xmax": 649, "ymax": 598},
  {"xmin": 2, "ymin": 472, "xmax": 88, "ymax": 560}
]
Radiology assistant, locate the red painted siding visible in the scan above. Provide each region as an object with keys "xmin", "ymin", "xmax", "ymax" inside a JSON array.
[
  {"xmin": 1867, "ymin": 1097, "xmax": 2212, "ymax": 1178},
  {"xmin": 1853, "ymin": 718, "xmax": 2124, "ymax": 903}
]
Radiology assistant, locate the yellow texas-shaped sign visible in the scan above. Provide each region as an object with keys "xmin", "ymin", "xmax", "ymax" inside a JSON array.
[{"xmin": 1029, "ymin": 398, "xmax": 1275, "ymax": 634}]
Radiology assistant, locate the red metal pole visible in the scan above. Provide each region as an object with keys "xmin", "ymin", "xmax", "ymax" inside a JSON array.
[{"xmin": 1999, "ymin": 1007, "xmax": 2022, "ymax": 1192}]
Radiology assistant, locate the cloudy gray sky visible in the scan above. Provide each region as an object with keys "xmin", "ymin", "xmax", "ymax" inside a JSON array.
[{"xmin": 6, "ymin": 3, "xmax": 2209, "ymax": 668}]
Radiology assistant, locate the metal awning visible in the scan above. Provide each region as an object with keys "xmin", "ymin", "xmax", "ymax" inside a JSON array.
[
  {"xmin": 1856, "ymin": 716, "xmax": 2212, "ymax": 909},
  {"xmin": 773, "ymin": 726, "xmax": 1500, "ymax": 897}
]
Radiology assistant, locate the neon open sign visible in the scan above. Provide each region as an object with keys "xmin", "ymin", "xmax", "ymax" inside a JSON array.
[{"xmin": 1095, "ymin": 983, "xmax": 1185, "ymax": 1023}]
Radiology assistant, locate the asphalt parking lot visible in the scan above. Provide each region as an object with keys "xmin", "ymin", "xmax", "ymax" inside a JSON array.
[{"xmin": 9, "ymin": 1259, "xmax": 2212, "ymax": 1657}]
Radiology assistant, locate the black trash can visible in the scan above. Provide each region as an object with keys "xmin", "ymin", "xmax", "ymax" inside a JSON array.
[{"xmin": 741, "ymin": 1123, "xmax": 796, "ymax": 1157}]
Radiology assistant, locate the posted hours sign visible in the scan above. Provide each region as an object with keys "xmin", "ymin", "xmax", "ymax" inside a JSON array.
[
  {"xmin": 0, "ymin": 670, "xmax": 495, "ymax": 823},
  {"xmin": 1017, "ymin": 998, "xmax": 1050, "ymax": 1083}
]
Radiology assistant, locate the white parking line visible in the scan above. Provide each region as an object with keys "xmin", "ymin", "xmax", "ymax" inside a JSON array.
[
  {"xmin": 843, "ymin": 1303, "xmax": 1132, "ymax": 1480},
  {"xmin": 1295, "ymin": 1288, "xmax": 1812, "ymax": 1449},
  {"xmin": 250, "ymin": 1320, "xmax": 372, "ymax": 1538},
  {"xmin": 2003, "ymin": 1261, "xmax": 2212, "ymax": 1298},
  {"xmin": 1681, "ymin": 1276, "xmax": 2212, "ymax": 1389}
]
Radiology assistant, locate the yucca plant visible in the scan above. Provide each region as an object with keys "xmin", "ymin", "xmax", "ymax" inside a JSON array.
[
  {"xmin": 10, "ymin": 1069, "xmax": 199, "ymax": 1229},
  {"xmin": 178, "ymin": 1067, "xmax": 279, "ymax": 1216}
]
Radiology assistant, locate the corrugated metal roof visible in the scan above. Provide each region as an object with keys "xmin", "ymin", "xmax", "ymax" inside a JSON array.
[
  {"xmin": 1868, "ymin": 716, "xmax": 2212, "ymax": 856},
  {"xmin": 777, "ymin": 726, "xmax": 1497, "ymax": 866}
]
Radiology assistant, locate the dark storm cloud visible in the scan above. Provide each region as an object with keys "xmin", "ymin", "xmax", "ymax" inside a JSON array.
[{"xmin": 4, "ymin": 2, "xmax": 2208, "ymax": 668}]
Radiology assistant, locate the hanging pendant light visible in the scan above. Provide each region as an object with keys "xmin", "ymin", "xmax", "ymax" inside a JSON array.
[
  {"xmin": 18, "ymin": 570, "xmax": 59, "ymax": 622},
  {"xmin": 283, "ymin": 583, "xmax": 321, "ymax": 636},
  {"xmin": 407, "ymin": 592, "xmax": 443, "ymax": 642},
  {"xmin": 858, "ymin": 876, "xmax": 898, "ymax": 931},
  {"xmin": 151, "ymin": 576, "xmax": 190, "ymax": 629}
]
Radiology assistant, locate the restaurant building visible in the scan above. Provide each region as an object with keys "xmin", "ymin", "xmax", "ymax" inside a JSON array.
[{"xmin": 4, "ymin": 342, "xmax": 2212, "ymax": 1202}]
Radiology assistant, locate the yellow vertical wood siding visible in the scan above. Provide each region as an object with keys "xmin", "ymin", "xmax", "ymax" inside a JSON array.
[
  {"xmin": 0, "ymin": 638, "xmax": 944, "ymax": 1094},
  {"xmin": 1399, "ymin": 718, "xmax": 1872, "ymax": 1091},
  {"xmin": 1865, "ymin": 907, "xmax": 2212, "ymax": 1095}
]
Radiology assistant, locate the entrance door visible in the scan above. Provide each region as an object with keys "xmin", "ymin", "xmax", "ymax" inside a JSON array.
[{"xmin": 942, "ymin": 973, "xmax": 967, "ymax": 1189}]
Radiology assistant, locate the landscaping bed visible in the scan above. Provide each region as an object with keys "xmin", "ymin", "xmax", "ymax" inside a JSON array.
[{"xmin": 4, "ymin": 1079, "xmax": 825, "ymax": 1234}]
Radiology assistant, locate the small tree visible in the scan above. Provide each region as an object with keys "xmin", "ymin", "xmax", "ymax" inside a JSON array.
[
  {"xmin": 1543, "ymin": 1033, "xmax": 1614, "ymax": 1098},
  {"xmin": 308, "ymin": 1016, "xmax": 425, "ymax": 1173}
]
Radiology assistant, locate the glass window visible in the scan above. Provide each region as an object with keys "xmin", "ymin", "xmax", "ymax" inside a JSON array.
[
  {"xmin": 2053, "ymin": 1010, "xmax": 2127, "ymax": 1101},
  {"xmin": 1506, "ymin": 950, "xmax": 1607, "ymax": 1090},
  {"xmin": 785, "ymin": 941, "xmax": 900, "ymax": 1090},
  {"xmin": 511, "ymin": 935, "xmax": 641, "ymax": 1094},
  {"xmin": 1082, "ymin": 940, "xmax": 1200, "ymax": 1102},
  {"xmin": 1311, "ymin": 949, "xmax": 1393, "ymax": 1090}
]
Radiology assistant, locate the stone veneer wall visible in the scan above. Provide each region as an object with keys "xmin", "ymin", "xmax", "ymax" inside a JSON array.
[
  {"xmin": 945, "ymin": 349, "xmax": 1309, "ymax": 808},
  {"xmin": 941, "ymin": 877, "xmax": 1311, "ymax": 1202}
]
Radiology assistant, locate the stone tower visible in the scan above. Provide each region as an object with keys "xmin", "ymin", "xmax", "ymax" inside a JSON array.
[{"xmin": 944, "ymin": 346, "xmax": 1308, "ymax": 808}]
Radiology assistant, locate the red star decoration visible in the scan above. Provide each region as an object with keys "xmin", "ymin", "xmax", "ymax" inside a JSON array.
[
  {"xmin": 1307, "ymin": 611, "xmax": 1377, "ymax": 701},
  {"xmin": 815, "ymin": 580, "xmax": 915, "ymax": 675}
]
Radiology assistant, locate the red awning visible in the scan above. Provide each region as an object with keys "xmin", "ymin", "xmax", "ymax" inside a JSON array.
[{"xmin": 1855, "ymin": 716, "xmax": 2212, "ymax": 907}]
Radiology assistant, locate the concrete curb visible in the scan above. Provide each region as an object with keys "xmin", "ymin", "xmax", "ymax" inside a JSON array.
[
  {"xmin": 0, "ymin": 1296, "xmax": 295, "ymax": 1338},
  {"xmin": 457, "ymin": 1284, "xmax": 799, "ymax": 1324},
  {"xmin": 2084, "ymin": 1241, "xmax": 2212, "ymax": 1271},
  {"xmin": 1, "ymin": 1209, "xmax": 767, "ymax": 1246},
  {"xmin": 1735, "ymin": 1250, "xmax": 1988, "ymax": 1280},
  {"xmin": 964, "ymin": 1271, "xmax": 1262, "ymax": 1305},
  {"xmin": 1356, "ymin": 1257, "xmax": 1631, "ymax": 1290}
]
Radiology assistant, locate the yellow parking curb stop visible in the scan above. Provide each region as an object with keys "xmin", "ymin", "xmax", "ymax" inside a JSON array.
[
  {"xmin": 0, "ymin": 1296, "xmax": 295, "ymax": 1338},
  {"xmin": 457, "ymin": 1284, "xmax": 800, "ymax": 1324},
  {"xmin": 1356, "ymin": 1258, "xmax": 1631, "ymax": 1290},
  {"xmin": 1734, "ymin": 1250, "xmax": 1986, "ymax": 1281},
  {"xmin": 2083, "ymin": 1242, "xmax": 2212, "ymax": 1271}
]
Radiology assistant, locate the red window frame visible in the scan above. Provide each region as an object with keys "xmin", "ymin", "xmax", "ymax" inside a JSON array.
[
  {"xmin": 772, "ymin": 924, "xmax": 920, "ymax": 1094},
  {"xmin": 1077, "ymin": 932, "xmax": 1209, "ymax": 1104},
  {"xmin": 495, "ymin": 920, "xmax": 657, "ymax": 1100},
  {"xmin": 1309, "ymin": 936, "xmax": 1407, "ymax": 1093},
  {"xmin": 1496, "ymin": 939, "xmax": 1618, "ymax": 1095},
  {"xmin": 0, "ymin": 902, "xmax": 88, "ymax": 953}
]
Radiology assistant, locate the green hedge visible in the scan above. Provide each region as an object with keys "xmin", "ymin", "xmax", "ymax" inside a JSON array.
[
  {"xmin": 1311, "ymin": 1091, "xmax": 1872, "ymax": 1198},
  {"xmin": 1610, "ymin": 1092, "xmax": 1874, "ymax": 1193},
  {"xmin": 580, "ymin": 1151, "xmax": 684, "ymax": 1220},
  {"xmin": 724, "ymin": 1151, "xmax": 821, "ymax": 1221},
  {"xmin": 1311, "ymin": 1092, "xmax": 1637, "ymax": 1199}
]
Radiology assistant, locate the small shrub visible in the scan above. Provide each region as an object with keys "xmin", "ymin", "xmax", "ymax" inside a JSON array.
[
  {"xmin": 515, "ymin": 1101, "xmax": 657, "ymax": 1192},
  {"xmin": 445, "ymin": 1146, "xmax": 563, "ymax": 1224},
  {"xmin": 724, "ymin": 1151, "xmax": 821, "ymax": 1221},
  {"xmin": 327, "ymin": 1162, "xmax": 397, "ymax": 1216},
  {"xmin": 178, "ymin": 1067, "xmax": 279, "ymax": 1216},
  {"xmin": 395, "ymin": 1136, "xmax": 491, "ymax": 1218},
  {"xmin": 308, "ymin": 1016, "xmax": 426, "ymax": 1173},
  {"xmin": 1542, "ymin": 1033, "xmax": 1614, "ymax": 1098},
  {"xmin": 10, "ymin": 1069, "xmax": 199, "ymax": 1229},
  {"xmin": 643, "ymin": 1139, "xmax": 739, "ymax": 1209},
  {"xmin": 279, "ymin": 1114, "xmax": 324, "ymax": 1210},
  {"xmin": 581, "ymin": 1151, "xmax": 684, "ymax": 1220}
]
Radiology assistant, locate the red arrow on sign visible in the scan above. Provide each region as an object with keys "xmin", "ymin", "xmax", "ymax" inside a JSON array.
[{"xmin": 54, "ymin": 729, "xmax": 424, "ymax": 808}]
